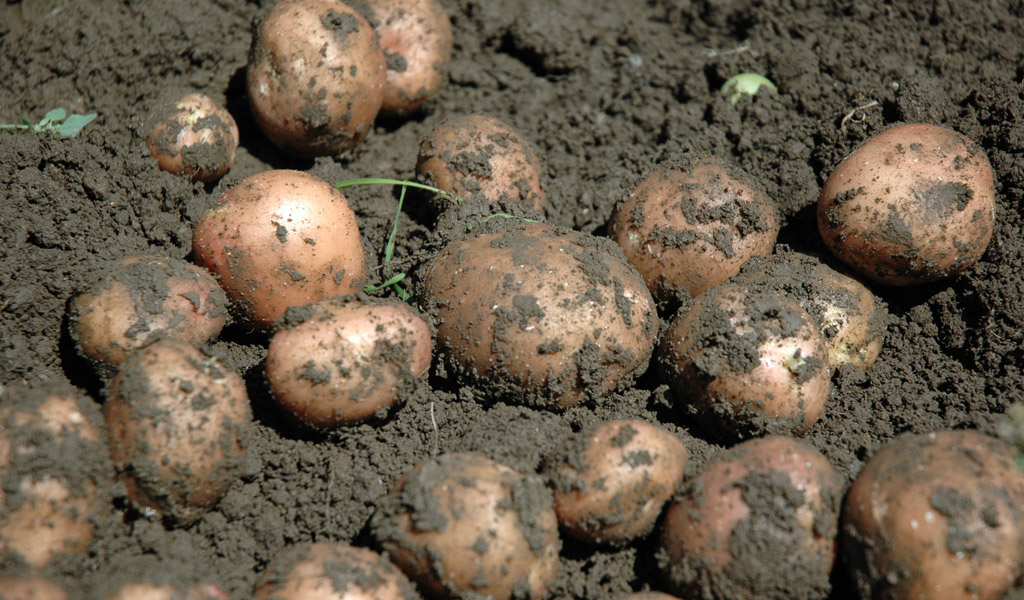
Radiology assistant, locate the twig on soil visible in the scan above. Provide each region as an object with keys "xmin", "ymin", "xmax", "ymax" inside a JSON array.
[
  {"xmin": 429, "ymin": 401, "xmax": 439, "ymax": 457},
  {"xmin": 703, "ymin": 43, "xmax": 752, "ymax": 58},
  {"xmin": 839, "ymin": 100, "xmax": 880, "ymax": 135}
]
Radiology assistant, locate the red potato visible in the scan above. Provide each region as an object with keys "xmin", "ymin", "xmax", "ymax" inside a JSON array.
[
  {"xmin": 818, "ymin": 123, "xmax": 996, "ymax": 286},
  {"xmin": 658, "ymin": 436, "xmax": 844, "ymax": 600},
  {"xmin": 192, "ymin": 169, "xmax": 367, "ymax": 331},
  {"xmin": 103, "ymin": 583, "xmax": 228, "ymax": 600},
  {"xmin": 247, "ymin": 0, "xmax": 386, "ymax": 157},
  {"xmin": 607, "ymin": 155, "xmax": 780, "ymax": 305},
  {"xmin": 0, "ymin": 575, "xmax": 69, "ymax": 600},
  {"xmin": 253, "ymin": 543, "xmax": 420, "ymax": 600},
  {"xmin": 145, "ymin": 92, "xmax": 239, "ymax": 182},
  {"xmin": 842, "ymin": 430, "xmax": 1024, "ymax": 600},
  {"xmin": 265, "ymin": 296, "xmax": 432, "ymax": 428}
]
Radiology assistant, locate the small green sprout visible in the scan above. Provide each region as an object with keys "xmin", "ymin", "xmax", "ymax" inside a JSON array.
[
  {"xmin": 997, "ymin": 403, "xmax": 1024, "ymax": 469},
  {"xmin": 0, "ymin": 108, "xmax": 97, "ymax": 138},
  {"xmin": 720, "ymin": 73, "xmax": 777, "ymax": 105}
]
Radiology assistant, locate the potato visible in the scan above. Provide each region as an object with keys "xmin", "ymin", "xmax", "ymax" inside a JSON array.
[
  {"xmin": 0, "ymin": 384, "xmax": 110, "ymax": 568},
  {"xmin": 191, "ymin": 169, "xmax": 367, "ymax": 331},
  {"xmin": 658, "ymin": 436, "xmax": 844, "ymax": 600},
  {"xmin": 104, "ymin": 583, "xmax": 228, "ymax": 600},
  {"xmin": 265, "ymin": 295, "xmax": 432, "ymax": 428},
  {"xmin": 730, "ymin": 252, "xmax": 889, "ymax": 371},
  {"xmin": 253, "ymin": 542, "xmax": 420, "ymax": 600},
  {"xmin": 68, "ymin": 255, "xmax": 228, "ymax": 374},
  {"xmin": 104, "ymin": 339, "xmax": 252, "ymax": 526},
  {"xmin": 416, "ymin": 114, "xmax": 546, "ymax": 212},
  {"xmin": 144, "ymin": 92, "xmax": 239, "ymax": 183},
  {"xmin": 353, "ymin": 0, "xmax": 453, "ymax": 115},
  {"xmin": 657, "ymin": 283, "xmax": 831, "ymax": 440},
  {"xmin": 618, "ymin": 594, "xmax": 680, "ymax": 600},
  {"xmin": 818, "ymin": 123, "xmax": 996, "ymax": 286},
  {"xmin": 607, "ymin": 155, "xmax": 779, "ymax": 305},
  {"xmin": 0, "ymin": 575, "xmax": 68, "ymax": 600},
  {"xmin": 247, "ymin": 0, "xmax": 386, "ymax": 157},
  {"xmin": 371, "ymin": 453, "xmax": 560, "ymax": 600},
  {"xmin": 418, "ymin": 219, "xmax": 657, "ymax": 409},
  {"xmin": 542, "ymin": 420, "xmax": 687, "ymax": 546},
  {"xmin": 842, "ymin": 430, "xmax": 1024, "ymax": 600}
]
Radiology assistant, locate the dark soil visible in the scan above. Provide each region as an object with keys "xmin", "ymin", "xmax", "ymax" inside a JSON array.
[{"xmin": 1, "ymin": 0, "xmax": 1023, "ymax": 598}]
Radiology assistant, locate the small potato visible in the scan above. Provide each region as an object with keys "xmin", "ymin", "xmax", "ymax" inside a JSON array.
[
  {"xmin": 618, "ymin": 594, "xmax": 681, "ymax": 600},
  {"xmin": 371, "ymin": 453, "xmax": 560, "ymax": 600},
  {"xmin": 658, "ymin": 436, "xmax": 844, "ymax": 600},
  {"xmin": 191, "ymin": 170, "xmax": 367, "ymax": 330},
  {"xmin": 542, "ymin": 420, "xmax": 687, "ymax": 546},
  {"xmin": 0, "ymin": 384, "xmax": 111, "ymax": 568},
  {"xmin": 253, "ymin": 542, "xmax": 420, "ymax": 600},
  {"xmin": 0, "ymin": 575, "xmax": 68, "ymax": 600},
  {"xmin": 69, "ymin": 255, "xmax": 228, "ymax": 373},
  {"xmin": 104, "ymin": 583, "xmax": 228, "ymax": 600},
  {"xmin": 607, "ymin": 155, "xmax": 780, "ymax": 305},
  {"xmin": 354, "ymin": 0, "xmax": 453, "ymax": 115},
  {"xmin": 416, "ymin": 114, "xmax": 546, "ymax": 212},
  {"xmin": 145, "ymin": 92, "xmax": 239, "ymax": 182},
  {"xmin": 104, "ymin": 339, "xmax": 252, "ymax": 527},
  {"xmin": 419, "ymin": 219, "xmax": 657, "ymax": 409},
  {"xmin": 265, "ymin": 296, "xmax": 432, "ymax": 428},
  {"xmin": 818, "ymin": 123, "xmax": 996, "ymax": 285},
  {"xmin": 842, "ymin": 430, "xmax": 1024, "ymax": 600},
  {"xmin": 247, "ymin": 0, "xmax": 386, "ymax": 157},
  {"xmin": 657, "ymin": 283, "xmax": 831, "ymax": 440}
]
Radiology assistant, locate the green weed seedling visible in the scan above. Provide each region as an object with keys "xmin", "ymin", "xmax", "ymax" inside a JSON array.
[
  {"xmin": 0, "ymin": 108, "xmax": 97, "ymax": 137},
  {"xmin": 720, "ymin": 73, "xmax": 777, "ymax": 105}
]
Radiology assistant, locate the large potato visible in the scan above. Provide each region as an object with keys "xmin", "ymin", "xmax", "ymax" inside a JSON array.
[
  {"xmin": 842, "ymin": 430, "xmax": 1024, "ymax": 600},
  {"xmin": 817, "ymin": 123, "xmax": 996, "ymax": 286},
  {"xmin": 418, "ymin": 220, "xmax": 657, "ymax": 408}
]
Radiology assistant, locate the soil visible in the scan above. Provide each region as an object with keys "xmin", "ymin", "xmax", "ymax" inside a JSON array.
[{"xmin": 1, "ymin": 0, "xmax": 1023, "ymax": 598}]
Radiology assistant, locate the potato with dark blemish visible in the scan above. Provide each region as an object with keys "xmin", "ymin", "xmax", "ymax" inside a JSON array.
[
  {"xmin": 842, "ymin": 430, "xmax": 1024, "ymax": 600},
  {"xmin": 817, "ymin": 123, "xmax": 996, "ymax": 286},
  {"xmin": 371, "ymin": 453, "xmax": 560, "ymax": 600},
  {"xmin": 542, "ymin": 420, "xmax": 687, "ymax": 546},
  {"xmin": 265, "ymin": 295, "xmax": 432, "ymax": 428},
  {"xmin": 191, "ymin": 169, "xmax": 367, "ymax": 331},
  {"xmin": 247, "ymin": 0, "xmax": 386, "ymax": 157},
  {"xmin": 657, "ymin": 436, "xmax": 844, "ymax": 600},
  {"xmin": 416, "ymin": 114, "xmax": 547, "ymax": 213},
  {"xmin": 104, "ymin": 339, "xmax": 252, "ymax": 527},
  {"xmin": 254, "ymin": 542, "xmax": 420, "ymax": 600},
  {"xmin": 657, "ymin": 283, "xmax": 831, "ymax": 440},
  {"xmin": 607, "ymin": 155, "xmax": 779, "ymax": 307},
  {"xmin": 144, "ymin": 92, "xmax": 239, "ymax": 182},
  {"xmin": 418, "ymin": 219, "xmax": 657, "ymax": 409}
]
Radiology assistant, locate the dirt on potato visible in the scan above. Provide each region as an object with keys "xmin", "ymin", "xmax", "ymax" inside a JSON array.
[{"xmin": 1, "ymin": 0, "xmax": 1023, "ymax": 598}]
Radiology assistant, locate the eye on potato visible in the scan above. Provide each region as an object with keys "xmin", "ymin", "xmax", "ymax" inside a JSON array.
[
  {"xmin": 657, "ymin": 436, "xmax": 844, "ymax": 600},
  {"xmin": 0, "ymin": 384, "xmax": 111, "ymax": 569},
  {"xmin": 253, "ymin": 542, "xmax": 420, "ymax": 600},
  {"xmin": 68, "ymin": 255, "xmax": 228, "ymax": 374},
  {"xmin": 265, "ymin": 295, "xmax": 432, "ymax": 428},
  {"xmin": 542, "ymin": 419, "xmax": 687, "ymax": 546},
  {"xmin": 418, "ymin": 219, "xmax": 657, "ymax": 409},
  {"xmin": 144, "ymin": 92, "xmax": 239, "ymax": 183},
  {"xmin": 817, "ymin": 123, "xmax": 996, "ymax": 286},
  {"xmin": 371, "ymin": 452, "xmax": 560, "ymax": 600},
  {"xmin": 191, "ymin": 169, "xmax": 367, "ymax": 331},
  {"xmin": 104, "ymin": 338, "xmax": 252, "ymax": 527},
  {"xmin": 607, "ymin": 155, "xmax": 780, "ymax": 306},
  {"xmin": 247, "ymin": 0, "xmax": 386, "ymax": 157},
  {"xmin": 657, "ymin": 283, "xmax": 831, "ymax": 440},
  {"xmin": 842, "ymin": 430, "xmax": 1024, "ymax": 600},
  {"xmin": 416, "ymin": 114, "xmax": 547, "ymax": 213}
]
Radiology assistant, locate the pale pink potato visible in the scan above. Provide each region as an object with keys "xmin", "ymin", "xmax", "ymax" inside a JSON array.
[
  {"xmin": 0, "ymin": 575, "xmax": 69, "ymax": 600},
  {"xmin": 145, "ymin": 92, "xmax": 239, "ymax": 182},
  {"xmin": 253, "ymin": 543, "xmax": 419, "ymax": 600},
  {"xmin": 104, "ymin": 583, "xmax": 229, "ymax": 600}
]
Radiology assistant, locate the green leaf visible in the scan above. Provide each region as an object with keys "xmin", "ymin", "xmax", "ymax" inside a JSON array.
[
  {"xmin": 56, "ymin": 113, "xmax": 97, "ymax": 137},
  {"xmin": 40, "ymin": 108, "xmax": 67, "ymax": 126}
]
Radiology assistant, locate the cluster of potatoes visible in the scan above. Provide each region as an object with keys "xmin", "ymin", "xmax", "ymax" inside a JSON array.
[{"xmin": 3, "ymin": 0, "xmax": 1021, "ymax": 598}]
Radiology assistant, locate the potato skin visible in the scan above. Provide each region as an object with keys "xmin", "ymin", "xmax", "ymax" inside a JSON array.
[
  {"xmin": 104, "ymin": 339, "xmax": 252, "ymax": 526},
  {"xmin": 416, "ymin": 114, "xmax": 546, "ymax": 212},
  {"xmin": 265, "ymin": 296, "xmax": 432, "ymax": 428},
  {"xmin": 371, "ymin": 453, "xmax": 560, "ymax": 600},
  {"xmin": 842, "ymin": 430, "xmax": 1024, "ymax": 600},
  {"xmin": 419, "ymin": 220, "xmax": 657, "ymax": 408},
  {"xmin": 145, "ymin": 92, "xmax": 239, "ymax": 182},
  {"xmin": 543, "ymin": 420, "xmax": 687, "ymax": 546},
  {"xmin": 607, "ymin": 155, "xmax": 779, "ymax": 305},
  {"xmin": 69, "ymin": 255, "xmax": 228, "ymax": 373},
  {"xmin": 103, "ymin": 583, "xmax": 228, "ymax": 600},
  {"xmin": 817, "ymin": 123, "xmax": 996, "ymax": 286},
  {"xmin": 192, "ymin": 170, "xmax": 367, "ymax": 330},
  {"xmin": 658, "ymin": 436, "xmax": 844, "ymax": 600},
  {"xmin": 247, "ymin": 0, "xmax": 386, "ymax": 157},
  {"xmin": 0, "ymin": 575, "xmax": 69, "ymax": 600},
  {"xmin": 657, "ymin": 283, "xmax": 831, "ymax": 440}
]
